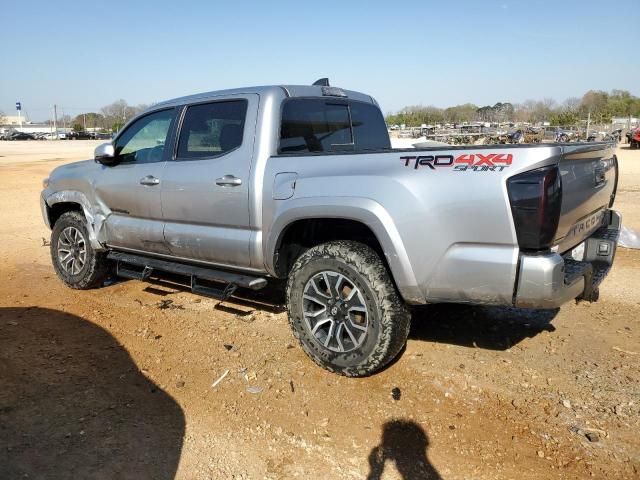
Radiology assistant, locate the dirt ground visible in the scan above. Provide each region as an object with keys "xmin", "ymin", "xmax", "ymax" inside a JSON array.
[{"xmin": 0, "ymin": 140, "xmax": 638, "ymax": 480}]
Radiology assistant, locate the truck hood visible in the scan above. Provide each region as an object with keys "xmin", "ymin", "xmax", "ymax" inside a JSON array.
[{"xmin": 48, "ymin": 159, "xmax": 101, "ymax": 188}]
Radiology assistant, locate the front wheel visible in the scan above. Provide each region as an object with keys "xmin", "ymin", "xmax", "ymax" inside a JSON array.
[
  {"xmin": 50, "ymin": 211, "xmax": 110, "ymax": 289},
  {"xmin": 286, "ymin": 241, "xmax": 411, "ymax": 377}
]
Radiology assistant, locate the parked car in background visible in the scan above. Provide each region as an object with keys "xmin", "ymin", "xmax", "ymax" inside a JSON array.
[
  {"xmin": 507, "ymin": 129, "xmax": 524, "ymax": 143},
  {"xmin": 608, "ymin": 128, "xmax": 623, "ymax": 143},
  {"xmin": 510, "ymin": 127, "xmax": 543, "ymax": 143},
  {"xmin": 68, "ymin": 131, "xmax": 95, "ymax": 140},
  {"xmin": 542, "ymin": 126, "xmax": 576, "ymax": 143},
  {"xmin": 7, "ymin": 132, "xmax": 36, "ymax": 141},
  {"xmin": 630, "ymin": 128, "xmax": 640, "ymax": 149}
]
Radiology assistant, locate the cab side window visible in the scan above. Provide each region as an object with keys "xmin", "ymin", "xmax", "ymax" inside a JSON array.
[
  {"xmin": 177, "ymin": 100, "xmax": 248, "ymax": 160},
  {"xmin": 350, "ymin": 102, "xmax": 391, "ymax": 150},
  {"xmin": 114, "ymin": 109, "xmax": 175, "ymax": 164},
  {"xmin": 279, "ymin": 99, "xmax": 352, "ymax": 153},
  {"xmin": 279, "ymin": 98, "xmax": 390, "ymax": 153}
]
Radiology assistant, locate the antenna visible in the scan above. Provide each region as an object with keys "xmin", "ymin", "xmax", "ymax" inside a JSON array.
[{"xmin": 312, "ymin": 78, "xmax": 330, "ymax": 87}]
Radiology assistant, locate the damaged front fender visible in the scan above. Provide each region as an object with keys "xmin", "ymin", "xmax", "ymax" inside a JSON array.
[{"xmin": 43, "ymin": 190, "xmax": 108, "ymax": 251}]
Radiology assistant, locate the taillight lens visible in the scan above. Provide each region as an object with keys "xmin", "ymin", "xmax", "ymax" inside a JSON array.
[
  {"xmin": 507, "ymin": 165, "xmax": 562, "ymax": 251},
  {"xmin": 610, "ymin": 155, "xmax": 618, "ymax": 207}
]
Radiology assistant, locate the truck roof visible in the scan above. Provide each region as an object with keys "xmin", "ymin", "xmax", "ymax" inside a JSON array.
[{"xmin": 153, "ymin": 84, "xmax": 377, "ymax": 110}]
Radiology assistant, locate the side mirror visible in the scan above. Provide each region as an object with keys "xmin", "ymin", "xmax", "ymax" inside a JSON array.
[{"xmin": 94, "ymin": 142, "xmax": 118, "ymax": 166}]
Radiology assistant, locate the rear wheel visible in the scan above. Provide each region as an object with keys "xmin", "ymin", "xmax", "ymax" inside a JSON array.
[
  {"xmin": 286, "ymin": 241, "xmax": 411, "ymax": 377},
  {"xmin": 50, "ymin": 211, "xmax": 110, "ymax": 289}
]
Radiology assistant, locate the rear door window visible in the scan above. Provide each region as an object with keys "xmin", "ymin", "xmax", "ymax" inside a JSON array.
[{"xmin": 177, "ymin": 100, "xmax": 247, "ymax": 159}]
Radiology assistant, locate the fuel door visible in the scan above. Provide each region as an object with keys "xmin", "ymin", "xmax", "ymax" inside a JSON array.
[{"xmin": 273, "ymin": 172, "xmax": 298, "ymax": 200}]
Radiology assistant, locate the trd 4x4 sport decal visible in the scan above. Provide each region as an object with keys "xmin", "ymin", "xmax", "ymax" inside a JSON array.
[{"xmin": 400, "ymin": 153, "xmax": 513, "ymax": 172}]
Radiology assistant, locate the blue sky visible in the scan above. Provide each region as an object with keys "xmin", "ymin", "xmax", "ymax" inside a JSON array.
[{"xmin": 2, "ymin": 0, "xmax": 638, "ymax": 121}]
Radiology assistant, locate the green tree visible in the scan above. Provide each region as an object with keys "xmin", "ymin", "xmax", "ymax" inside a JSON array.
[
  {"xmin": 579, "ymin": 90, "xmax": 609, "ymax": 117},
  {"xmin": 386, "ymin": 105, "xmax": 445, "ymax": 127},
  {"xmin": 72, "ymin": 112, "xmax": 106, "ymax": 130},
  {"xmin": 443, "ymin": 103, "xmax": 478, "ymax": 123},
  {"xmin": 386, "ymin": 88, "xmax": 640, "ymax": 128},
  {"xmin": 550, "ymin": 111, "xmax": 577, "ymax": 126},
  {"xmin": 476, "ymin": 102, "xmax": 514, "ymax": 122},
  {"xmin": 101, "ymin": 99, "xmax": 130, "ymax": 131}
]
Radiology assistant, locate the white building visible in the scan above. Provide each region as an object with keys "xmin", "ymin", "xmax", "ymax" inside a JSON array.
[
  {"xmin": 611, "ymin": 117, "xmax": 639, "ymax": 128},
  {"xmin": 1, "ymin": 115, "xmax": 28, "ymax": 126}
]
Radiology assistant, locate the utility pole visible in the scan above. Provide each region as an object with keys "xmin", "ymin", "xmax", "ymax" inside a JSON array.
[
  {"xmin": 83, "ymin": 113, "xmax": 86, "ymax": 131},
  {"xmin": 53, "ymin": 104, "xmax": 58, "ymax": 139},
  {"xmin": 586, "ymin": 110, "xmax": 591, "ymax": 140}
]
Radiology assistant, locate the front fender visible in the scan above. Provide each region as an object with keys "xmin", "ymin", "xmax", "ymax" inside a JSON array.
[
  {"xmin": 44, "ymin": 190, "xmax": 106, "ymax": 251},
  {"xmin": 265, "ymin": 196, "xmax": 423, "ymax": 304}
]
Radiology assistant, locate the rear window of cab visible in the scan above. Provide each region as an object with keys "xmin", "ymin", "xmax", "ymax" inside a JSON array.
[{"xmin": 279, "ymin": 98, "xmax": 390, "ymax": 154}]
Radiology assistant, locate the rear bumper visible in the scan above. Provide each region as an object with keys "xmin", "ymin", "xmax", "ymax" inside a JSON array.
[{"xmin": 514, "ymin": 210, "xmax": 621, "ymax": 309}]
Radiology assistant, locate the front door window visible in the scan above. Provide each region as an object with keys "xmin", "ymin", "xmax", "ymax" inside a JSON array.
[{"xmin": 114, "ymin": 109, "xmax": 175, "ymax": 164}]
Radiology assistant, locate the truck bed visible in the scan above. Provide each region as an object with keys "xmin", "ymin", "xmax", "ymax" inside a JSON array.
[{"xmin": 267, "ymin": 141, "xmax": 617, "ymax": 305}]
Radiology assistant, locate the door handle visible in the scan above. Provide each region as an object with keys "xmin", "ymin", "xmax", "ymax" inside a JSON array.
[
  {"xmin": 140, "ymin": 175, "xmax": 160, "ymax": 186},
  {"xmin": 216, "ymin": 175, "xmax": 242, "ymax": 187}
]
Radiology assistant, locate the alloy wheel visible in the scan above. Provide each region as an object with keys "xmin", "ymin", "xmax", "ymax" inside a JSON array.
[
  {"xmin": 57, "ymin": 226, "xmax": 87, "ymax": 275},
  {"xmin": 302, "ymin": 270, "xmax": 369, "ymax": 353}
]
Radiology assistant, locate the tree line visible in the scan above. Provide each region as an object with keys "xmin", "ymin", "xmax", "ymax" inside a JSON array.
[
  {"xmin": 385, "ymin": 89, "xmax": 640, "ymax": 127},
  {"xmin": 64, "ymin": 100, "xmax": 150, "ymax": 132}
]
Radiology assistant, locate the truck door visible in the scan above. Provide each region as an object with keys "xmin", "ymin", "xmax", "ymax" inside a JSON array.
[
  {"xmin": 94, "ymin": 108, "xmax": 177, "ymax": 254},
  {"xmin": 160, "ymin": 94, "xmax": 257, "ymax": 268}
]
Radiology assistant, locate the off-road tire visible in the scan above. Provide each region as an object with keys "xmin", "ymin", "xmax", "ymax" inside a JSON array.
[
  {"xmin": 286, "ymin": 241, "xmax": 411, "ymax": 377},
  {"xmin": 50, "ymin": 211, "xmax": 109, "ymax": 289}
]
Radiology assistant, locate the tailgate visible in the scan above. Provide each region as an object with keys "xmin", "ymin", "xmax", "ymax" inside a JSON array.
[{"xmin": 554, "ymin": 142, "xmax": 617, "ymax": 253}]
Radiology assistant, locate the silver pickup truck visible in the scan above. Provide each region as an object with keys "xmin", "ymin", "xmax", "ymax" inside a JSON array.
[{"xmin": 41, "ymin": 80, "xmax": 621, "ymax": 376}]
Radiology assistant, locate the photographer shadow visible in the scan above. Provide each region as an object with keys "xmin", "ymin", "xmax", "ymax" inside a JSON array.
[
  {"xmin": 0, "ymin": 307, "xmax": 185, "ymax": 479},
  {"xmin": 367, "ymin": 419, "xmax": 441, "ymax": 480}
]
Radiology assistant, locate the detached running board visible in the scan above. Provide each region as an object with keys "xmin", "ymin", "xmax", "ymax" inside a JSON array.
[{"xmin": 107, "ymin": 251, "xmax": 267, "ymax": 301}]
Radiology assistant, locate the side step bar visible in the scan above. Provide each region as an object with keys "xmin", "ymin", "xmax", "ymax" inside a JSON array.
[{"xmin": 107, "ymin": 251, "xmax": 267, "ymax": 301}]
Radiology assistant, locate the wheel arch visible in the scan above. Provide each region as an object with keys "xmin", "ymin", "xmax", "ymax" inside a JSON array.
[
  {"xmin": 47, "ymin": 202, "xmax": 83, "ymax": 228},
  {"xmin": 44, "ymin": 191, "xmax": 105, "ymax": 250},
  {"xmin": 266, "ymin": 197, "xmax": 423, "ymax": 304}
]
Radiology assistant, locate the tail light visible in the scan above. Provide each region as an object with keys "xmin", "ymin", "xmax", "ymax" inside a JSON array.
[
  {"xmin": 507, "ymin": 165, "xmax": 562, "ymax": 251},
  {"xmin": 609, "ymin": 155, "xmax": 618, "ymax": 207}
]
